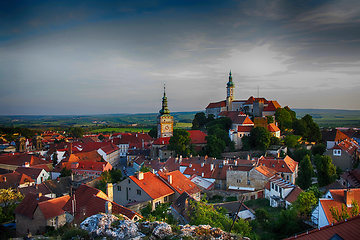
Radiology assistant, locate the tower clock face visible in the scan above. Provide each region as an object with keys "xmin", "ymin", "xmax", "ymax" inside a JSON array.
[{"xmin": 162, "ymin": 123, "xmax": 172, "ymax": 132}]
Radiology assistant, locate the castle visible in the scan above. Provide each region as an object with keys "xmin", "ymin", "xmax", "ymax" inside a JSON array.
[{"xmin": 205, "ymin": 71, "xmax": 281, "ymax": 119}]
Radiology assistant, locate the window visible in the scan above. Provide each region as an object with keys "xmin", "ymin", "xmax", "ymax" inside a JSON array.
[
  {"xmin": 286, "ymin": 175, "xmax": 289, "ymax": 181},
  {"xmin": 237, "ymin": 179, "xmax": 241, "ymax": 183},
  {"xmin": 137, "ymin": 189, "xmax": 141, "ymax": 195},
  {"xmin": 164, "ymin": 196, "xmax": 168, "ymax": 201},
  {"xmin": 247, "ymin": 180, "xmax": 251, "ymax": 185},
  {"xmin": 155, "ymin": 201, "xmax": 160, "ymax": 208},
  {"xmin": 50, "ymin": 218, "xmax": 56, "ymax": 226},
  {"xmin": 128, "ymin": 179, "xmax": 131, "ymax": 184},
  {"xmin": 272, "ymin": 183, "xmax": 274, "ymax": 189},
  {"xmin": 275, "ymin": 185, "xmax": 278, "ymax": 192},
  {"xmin": 118, "ymin": 186, "xmax": 121, "ymax": 191},
  {"xmin": 333, "ymin": 149, "xmax": 341, "ymax": 156}
]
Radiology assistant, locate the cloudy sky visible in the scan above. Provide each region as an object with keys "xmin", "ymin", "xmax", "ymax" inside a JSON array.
[{"xmin": 1, "ymin": 0, "xmax": 360, "ymax": 115}]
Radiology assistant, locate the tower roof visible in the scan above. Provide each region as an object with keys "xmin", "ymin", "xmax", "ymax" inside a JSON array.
[
  {"xmin": 159, "ymin": 85, "xmax": 171, "ymax": 115},
  {"xmin": 227, "ymin": 71, "xmax": 235, "ymax": 88}
]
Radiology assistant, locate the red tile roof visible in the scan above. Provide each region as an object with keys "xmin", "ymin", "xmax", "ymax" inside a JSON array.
[
  {"xmin": 0, "ymin": 153, "xmax": 49, "ymax": 167},
  {"xmin": 15, "ymin": 167, "xmax": 44, "ymax": 179},
  {"xmin": 255, "ymin": 165, "xmax": 277, "ymax": 178},
  {"xmin": 188, "ymin": 130, "xmax": 207, "ymax": 145},
  {"xmin": 218, "ymin": 111, "xmax": 254, "ymax": 125},
  {"xmin": 332, "ymin": 139, "xmax": 360, "ymax": 156},
  {"xmin": 0, "ymin": 172, "xmax": 35, "ymax": 189},
  {"xmin": 285, "ymin": 186, "xmax": 303, "ymax": 203},
  {"xmin": 158, "ymin": 170, "xmax": 201, "ymax": 195},
  {"xmin": 263, "ymin": 101, "xmax": 281, "ymax": 112},
  {"xmin": 130, "ymin": 172, "xmax": 174, "ymax": 200},
  {"xmin": 237, "ymin": 126, "xmax": 254, "ymax": 132},
  {"xmin": 153, "ymin": 137, "xmax": 171, "ymax": 145},
  {"xmin": 71, "ymin": 161, "xmax": 112, "ymax": 172},
  {"xmin": 244, "ymin": 96, "xmax": 269, "ymax": 105},
  {"xmin": 286, "ymin": 215, "xmax": 360, "ymax": 240},
  {"xmin": 206, "ymin": 100, "xmax": 226, "ymax": 109},
  {"xmin": 258, "ymin": 156, "xmax": 298, "ymax": 173},
  {"xmin": 267, "ymin": 123, "xmax": 280, "ymax": 132},
  {"xmin": 14, "ymin": 193, "xmax": 51, "ymax": 219},
  {"xmin": 319, "ymin": 189, "xmax": 360, "ymax": 225},
  {"xmin": 322, "ymin": 129, "xmax": 350, "ymax": 142},
  {"xmin": 38, "ymin": 195, "xmax": 70, "ymax": 220},
  {"xmin": 99, "ymin": 143, "xmax": 120, "ymax": 154}
]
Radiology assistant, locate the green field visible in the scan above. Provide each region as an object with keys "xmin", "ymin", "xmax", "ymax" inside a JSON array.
[{"xmin": 90, "ymin": 127, "xmax": 152, "ymax": 133}]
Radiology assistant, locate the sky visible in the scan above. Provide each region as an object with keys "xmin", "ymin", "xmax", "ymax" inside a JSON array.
[{"xmin": 1, "ymin": 0, "xmax": 360, "ymax": 115}]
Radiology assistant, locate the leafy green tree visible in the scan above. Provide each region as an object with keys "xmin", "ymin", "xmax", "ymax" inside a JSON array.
[
  {"xmin": 208, "ymin": 125, "xmax": 234, "ymax": 150},
  {"xmin": 285, "ymin": 106, "xmax": 297, "ymax": 121},
  {"xmin": 298, "ymin": 114, "xmax": 321, "ymax": 143},
  {"xmin": 52, "ymin": 150, "xmax": 58, "ymax": 167},
  {"xmin": 60, "ymin": 167, "xmax": 72, "ymax": 177},
  {"xmin": 270, "ymin": 136, "xmax": 281, "ymax": 145},
  {"xmin": 69, "ymin": 127, "xmax": 84, "ymax": 139},
  {"xmin": 307, "ymin": 186, "xmax": 323, "ymax": 199},
  {"xmin": 255, "ymin": 208, "xmax": 269, "ymax": 223},
  {"xmin": 192, "ymin": 112, "xmax": 208, "ymax": 130},
  {"xmin": 273, "ymin": 208, "xmax": 303, "ymax": 239},
  {"xmin": 296, "ymin": 155, "xmax": 314, "ymax": 190},
  {"xmin": 275, "ymin": 108, "xmax": 293, "ymax": 131},
  {"xmin": 292, "ymin": 118, "xmax": 308, "ymax": 136},
  {"xmin": 284, "ymin": 134, "xmax": 300, "ymax": 148},
  {"xmin": 293, "ymin": 191, "xmax": 318, "ymax": 217},
  {"xmin": 249, "ymin": 126, "xmax": 271, "ymax": 150},
  {"xmin": 96, "ymin": 169, "xmax": 123, "ymax": 193},
  {"xmin": 312, "ymin": 143, "xmax": 326, "ymax": 156},
  {"xmin": 98, "ymin": 134, "xmax": 105, "ymax": 141},
  {"xmin": 148, "ymin": 127, "xmax": 157, "ymax": 138},
  {"xmin": 266, "ymin": 115, "xmax": 274, "ymax": 124},
  {"xmin": 315, "ymin": 155, "xmax": 337, "ymax": 187},
  {"xmin": 206, "ymin": 117, "xmax": 232, "ymax": 132},
  {"xmin": 0, "ymin": 188, "xmax": 24, "ymax": 223},
  {"xmin": 141, "ymin": 202, "xmax": 175, "ymax": 223},
  {"xmin": 291, "ymin": 147, "xmax": 312, "ymax": 163},
  {"xmin": 140, "ymin": 165, "xmax": 151, "ymax": 173},
  {"xmin": 168, "ymin": 129, "xmax": 193, "ymax": 157},
  {"xmin": 205, "ymin": 135, "xmax": 226, "ymax": 158},
  {"xmin": 188, "ymin": 199, "xmax": 252, "ymax": 237},
  {"xmin": 241, "ymin": 135, "xmax": 251, "ymax": 151}
]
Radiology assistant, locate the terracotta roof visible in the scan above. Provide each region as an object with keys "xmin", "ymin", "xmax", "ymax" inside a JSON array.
[
  {"xmin": 254, "ymin": 165, "xmax": 277, "ymax": 178},
  {"xmin": 332, "ymin": 139, "xmax": 360, "ymax": 156},
  {"xmin": 99, "ymin": 143, "xmax": 120, "ymax": 154},
  {"xmin": 81, "ymin": 142, "xmax": 115, "ymax": 153},
  {"xmin": 237, "ymin": 126, "xmax": 254, "ymax": 132},
  {"xmin": 319, "ymin": 189, "xmax": 360, "ymax": 225},
  {"xmin": 71, "ymin": 161, "xmax": 112, "ymax": 171},
  {"xmin": 267, "ymin": 123, "xmax": 280, "ymax": 132},
  {"xmin": 15, "ymin": 167, "xmax": 44, "ymax": 179},
  {"xmin": 19, "ymin": 183, "xmax": 52, "ymax": 197},
  {"xmin": 14, "ymin": 193, "xmax": 51, "ymax": 219},
  {"xmin": 219, "ymin": 111, "xmax": 254, "ymax": 125},
  {"xmin": 0, "ymin": 153, "xmax": 49, "ymax": 167},
  {"xmin": 285, "ymin": 186, "xmax": 303, "ymax": 203},
  {"xmin": 112, "ymin": 133, "xmax": 152, "ymax": 148},
  {"xmin": 153, "ymin": 137, "xmax": 171, "ymax": 145},
  {"xmin": 286, "ymin": 215, "xmax": 360, "ymax": 240},
  {"xmin": 340, "ymin": 170, "xmax": 360, "ymax": 188},
  {"xmin": 206, "ymin": 100, "xmax": 226, "ymax": 109},
  {"xmin": 322, "ymin": 129, "xmax": 350, "ymax": 142},
  {"xmin": 130, "ymin": 172, "xmax": 174, "ymax": 200},
  {"xmin": 38, "ymin": 195, "xmax": 70, "ymax": 220},
  {"xmin": 263, "ymin": 101, "xmax": 281, "ymax": 112},
  {"xmin": 188, "ymin": 130, "xmax": 207, "ymax": 145},
  {"xmin": 158, "ymin": 170, "xmax": 201, "ymax": 196},
  {"xmin": 244, "ymin": 96, "xmax": 269, "ymax": 105},
  {"xmin": 0, "ymin": 171, "xmax": 35, "ymax": 189},
  {"xmin": 258, "ymin": 156, "xmax": 298, "ymax": 173}
]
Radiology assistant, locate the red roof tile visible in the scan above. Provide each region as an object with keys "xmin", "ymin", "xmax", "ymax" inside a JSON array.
[
  {"xmin": 255, "ymin": 165, "xmax": 277, "ymax": 178},
  {"xmin": 285, "ymin": 186, "xmax": 303, "ymax": 203},
  {"xmin": 14, "ymin": 193, "xmax": 51, "ymax": 219},
  {"xmin": 267, "ymin": 123, "xmax": 280, "ymax": 132},
  {"xmin": 322, "ymin": 129, "xmax": 350, "ymax": 142},
  {"xmin": 38, "ymin": 195, "xmax": 70, "ymax": 220},
  {"xmin": 206, "ymin": 100, "xmax": 226, "ymax": 109},
  {"xmin": 258, "ymin": 156, "xmax": 298, "ymax": 173},
  {"xmin": 130, "ymin": 172, "xmax": 174, "ymax": 200},
  {"xmin": 158, "ymin": 170, "xmax": 201, "ymax": 195},
  {"xmin": 153, "ymin": 137, "xmax": 171, "ymax": 145},
  {"xmin": 332, "ymin": 139, "xmax": 359, "ymax": 156},
  {"xmin": 188, "ymin": 130, "xmax": 207, "ymax": 144},
  {"xmin": 237, "ymin": 126, "xmax": 254, "ymax": 132},
  {"xmin": 0, "ymin": 172, "xmax": 35, "ymax": 189},
  {"xmin": 263, "ymin": 101, "xmax": 281, "ymax": 112}
]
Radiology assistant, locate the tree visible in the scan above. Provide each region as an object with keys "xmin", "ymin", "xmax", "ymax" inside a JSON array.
[
  {"xmin": 188, "ymin": 199, "xmax": 252, "ymax": 237},
  {"xmin": 312, "ymin": 143, "xmax": 326, "ymax": 156},
  {"xmin": 296, "ymin": 155, "xmax": 314, "ymax": 190},
  {"xmin": 275, "ymin": 108, "xmax": 293, "ymax": 131},
  {"xmin": 98, "ymin": 134, "xmax": 105, "ymax": 141},
  {"xmin": 273, "ymin": 208, "xmax": 303, "ymax": 239},
  {"xmin": 249, "ymin": 126, "xmax": 271, "ymax": 150},
  {"xmin": 266, "ymin": 116, "xmax": 274, "ymax": 124},
  {"xmin": 291, "ymin": 147, "xmax": 312, "ymax": 163},
  {"xmin": 69, "ymin": 127, "xmax": 84, "ymax": 139},
  {"xmin": 96, "ymin": 169, "xmax": 123, "ymax": 193},
  {"xmin": 140, "ymin": 165, "xmax": 151, "ymax": 173},
  {"xmin": 168, "ymin": 129, "xmax": 193, "ymax": 157},
  {"xmin": 208, "ymin": 125, "xmax": 234, "ymax": 150},
  {"xmin": 192, "ymin": 112, "xmax": 208, "ymax": 130},
  {"xmin": 148, "ymin": 127, "xmax": 157, "ymax": 138},
  {"xmin": 0, "ymin": 188, "xmax": 24, "ymax": 223},
  {"xmin": 293, "ymin": 191, "xmax": 318, "ymax": 217},
  {"xmin": 284, "ymin": 134, "xmax": 300, "ymax": 148},
  {"xmin": 205, "ymin": 135, "xmax": 226, "ymax": 158},
  {"xmin": 60, "ymin": 167, "xmax": 72, "ymax": 177},
  {"xmin": 52, "ymin": 150, "xmax": 58, "ymax": 167},
  {"xmin": 315, "ymin": 155, "xmax": 337, "ymax": 187},
  {"xmin": 206, "ymin": 117, "xmax": 232, "ymax": 132},
  {"xmin": 329, "ymin": 200, "xmax": 359, "ymax": 223}
]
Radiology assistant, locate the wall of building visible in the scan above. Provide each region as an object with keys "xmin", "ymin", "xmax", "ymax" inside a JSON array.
[
  {"xmin": 113, "ymin": 179, "xmax": 152, "ymax": 206},
  {"xmin": 227, "ymin": 169, "xmax": 269, "ymax": 191}
]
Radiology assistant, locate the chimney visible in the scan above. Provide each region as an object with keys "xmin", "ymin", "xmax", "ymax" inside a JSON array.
[
  {"xmin": 234, "ymin": 160, "xmax": 237, "ymax": 165},
  {"xmin": 71, "ymin": 173, "xmax": 74, "ymax": 181},
  {"xmin": 107, "ymin": 183, "xmax": 113, "ymax": 202},
  {"xmin": 247, "ymin": 155, "xmax": 250, "ymax": 160},
  {"xmin": 105, "ymin": 201, "xmax": 112, "ymax": 214},
  {"xmin": 152, "ymin": 169, "xmax": 155, "ymax": 174},
  {"xmin": 3, "ymin": 176, "xmax": 6, "ymax": 182},
  {"xmin": 136, "ymin": 133, "xmax": 138, "ymax": 137},
  {"xmin": 201, "ymin": 162, "xmax": 204, "ymax": 167},
  {"xmin": 189, "ymin": 164, "xmax": 192, "ymax": 168},
  {"xmin": 205, "ymin": 155, "xmax": 208, "ymax": 160},
  {"xmin": 167, "ymin": 175, "xmax": 173, "ymax": 184},
  {"xmin": 36, "ymin": 184, "xmax": 38, "ymax": 189},
  {"xmin": 210, "ymin": 164, "xmax": 214, "ymax": 171},
  {"xmin": 24, "ymin": 162, "xmax": 30, "ymax": 167},
  {"xmin": 344, "ymin": 189, "xmax": 354, "ymax": 207},
  {"xmin": 57, "ymin": 177, "xmax": 59, "ymax": 182},
  {"xmin": 69, "ymin": 142, "xmax": 73, "ymax": 155},
  {"xmin": 179, "ymin": 155, "xmax": 182, "ymax": 163},
  {"xmin": 175, "ymin": 157, "xmax": 178, "ymax": 163},
  {"xmin": 142, "ymin": 139, "xmax": 144, "ymax": 149},
  {"xmin": 202, "ymin": 172, "xmax": 204, "ymax": 177},
  {"xmin": 138, "ymin": 171, "xmax": 144, "ymax": 180},
  {"xmin": 277, "ymin": 152, "xmax": 280, "ymax": 158},
  {"xmin": 38, "ymin": 192, "xmax": 42, "ymax": 198}
]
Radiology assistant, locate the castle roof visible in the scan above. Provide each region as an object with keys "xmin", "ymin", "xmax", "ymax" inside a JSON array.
[{"xmin": 206, "ymin": 100, "xmax": 226, "ymax": 109}]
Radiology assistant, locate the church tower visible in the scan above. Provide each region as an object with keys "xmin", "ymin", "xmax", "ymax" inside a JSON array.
[
  {"xmin": 226, "ymin": 71, "xmax": 235, "ymax": 111},
  {"xmin": 157, "ymin": 85, "xmax": 174, "ymax": 138}
]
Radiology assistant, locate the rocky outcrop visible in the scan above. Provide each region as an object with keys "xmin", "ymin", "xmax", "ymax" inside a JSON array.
[{"xmin": 80, "ymin": 213, "xmax": 248, "ymax": 239}]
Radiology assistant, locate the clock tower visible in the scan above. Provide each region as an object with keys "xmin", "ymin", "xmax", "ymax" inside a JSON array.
[
  {"xmin": 226, "ymin": 70, "xmax": 235, "ymax": 111},
  {"xmin": 157, "ymin": 85, "xmax": 174, "ymax": 138}
]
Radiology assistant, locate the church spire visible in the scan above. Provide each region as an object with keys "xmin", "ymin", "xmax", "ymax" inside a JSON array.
[
  {"xmin": 159, "ymin": 84, "xmax": 170, "ymax": 115},
  {"xmin": 227, "ymin": 70, "xmax": 234, "ymax": 87}
]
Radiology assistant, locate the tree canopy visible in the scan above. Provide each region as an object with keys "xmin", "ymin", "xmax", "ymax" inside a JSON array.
[
  {"xmin": 168, "ymin": 129, "xmax": 194, "ymax": 157},
  {"xmin": 249, "ymin": 126, "xmax": 271, "ymax": 150},
  {"xmin": 315, "ymin": 155, "xmax": 337, "ymax": 187},
  {"xmin": 0, "ymin": 188, "xmax": 24, "ymax": 223},
  {"xmin": 293, "ymin": 191, "xmax": 318, "ymax": 217},
  {"xmin": 296, "ymin": 155, "xmax": 314, "ymax": 190}
]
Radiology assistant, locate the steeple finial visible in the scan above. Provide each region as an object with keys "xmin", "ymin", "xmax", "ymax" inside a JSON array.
[{"xmin": 159, "ymin": 84, "xmax": 170, "ymax": 115}]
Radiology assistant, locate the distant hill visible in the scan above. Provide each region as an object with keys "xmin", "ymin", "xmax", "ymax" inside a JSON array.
[{"xmin": 0, "ymin": 109, "xmax": 359, "ymax": 129}]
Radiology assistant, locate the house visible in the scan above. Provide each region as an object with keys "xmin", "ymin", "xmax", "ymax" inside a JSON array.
[
  {"xmin": 257, "ymin": 155, "xmax": 298, "ymax": 184},
  {"xmin": 96, "ymin": 143, "xmax": 120, "ymax": 166},
  {"xmin": 324, "ymin": 139, "xmax": 360, "ymax": 171},
  {"xmin": 265, "ymin": 176, "xmax": 303, "ymax": 209},
  {"xmin": 0, "ymin": 153, "xmax": 50, "ymax": 168},
  {"xmin": 0, "ymin": 144, "xmax": 16, "ymax": 153},
  {"xmin": 14, "ymin": 193, "xmax": 70, "ymax": 236},
  {"xmin": 112, "ymin": 132, "xmax": 153, "ymax": 159},
  {"xmin": 311, "ymin": 188, "xmax": 360, "ymax": 228},
  {"xmin": 226, "ymin": 165, "xmax": 277, "ymax": 193},
  {"xmin": 267, "ymin": 123, "xmax": 281, "ymax": 138},
  {"xmin": 70, "ymin": 161, "xmax": 112, "ymax": 176},
  {"xmin": 15, "ymin": 167, "xmax": 50, "ymax": 184},
  {"xmin": 158, "ymin": 170, "xmax": 201, "ymax": 201},
  {"xmin": 113, "ymin": 171, "xmax": 174, "ymax": 211},
  {"xmin": 170, "ymin": 192, "xmax": 195, "ymax": 224},
  {"xmin": 340, "ymin": 169, "xmax": 360, "ymax": 188},
  {"xmin": 321, "ymin": 129, "xmax": 351, "ymax": 149},
  {"xmin": 0, "ymin": 171, "xmax": 35, "ymax": 189},
  {"xmin": 150, "ymin": 137, "xmax": 173, "ymax": 160},
  {"xmin": 187, "ymin": 130, "xmax": 207, "ymax": 152},
  {"xmin": 213, "ymin": 201, "xmax": 256, "ymax": 221},
  {"xmin": 286, "ymin": 215, "xmax": 360, "ymax": 240},
  {"xmin": 62, "ymin": 184, "xmax": 141, "ymax": 223}
]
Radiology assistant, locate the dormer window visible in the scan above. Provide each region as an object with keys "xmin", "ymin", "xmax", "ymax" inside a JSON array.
[{"xmin": 333, "ymin": 149, "xmax": 341, "ymax": 156}]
